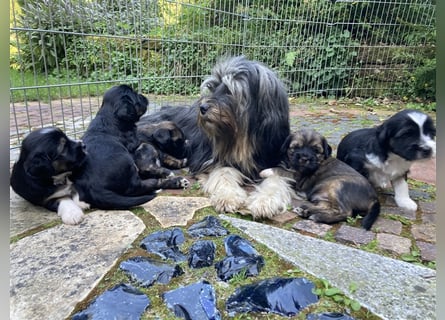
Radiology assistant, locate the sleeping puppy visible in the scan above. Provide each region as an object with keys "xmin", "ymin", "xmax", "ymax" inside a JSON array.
[
  {"xmin": 136, "ymin": 120, "xmax": 188, "ymax": 169},
  {"xmin": 10, "ymin": 127, "xmax": 89, "ymax": 224},
  {"xmin": 134, "ymin": 142, "xmax": 175, "ymax": 178},
  {"xmin": 337, "ymin": 109, "xmax": 436, "ymax": 211},
  {"xmin": 261, "ymin": 129, "xmax": 380, "ymax": 230},
  {"xmin": 72, "ymin": 85, "xmax": 189, "ymax": 210}
]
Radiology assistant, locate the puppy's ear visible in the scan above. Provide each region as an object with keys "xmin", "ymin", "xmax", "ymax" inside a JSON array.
[
  {"xmin": 376, "ymin": 125, "xmax": 391, "ymax": 148},
  {"xmin": 114, "ymin": 97, "xmax": 138, "ymax": 123},
  {"xmin": 322, "ymin": 138, "xmax": 332, "ymax": 158},
  {"xmin": 24, "ymin": 153, "xmax": 54, "ymax": 178},
  {"xmin": 153, "ymin": 128, "xmax": 171, "ymax": 145}
]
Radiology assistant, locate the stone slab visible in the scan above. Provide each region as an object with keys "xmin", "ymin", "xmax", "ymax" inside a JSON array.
[
  {"xmin": 142, "ymin": 196, "xmax": 211, "ymax": 227},
  {"xmin": 10, "ymin": 210, "xmax": 146, "ymax": 320},
  {"xmin": 376, "ymin": 233, "xmax": 412, "ymax": 255},
  {"xmin": 10, "ymin": 187, "xmax": 60, "ymax": 237},
  {"xmin": 220, "ymin": 215, "xmax": 436, "ymax": 320}
]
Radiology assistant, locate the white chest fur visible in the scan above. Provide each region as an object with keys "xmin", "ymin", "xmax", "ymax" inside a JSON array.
[{"xmin": 365, "ymin": 152, "xmax": 412, "ymax": 188}]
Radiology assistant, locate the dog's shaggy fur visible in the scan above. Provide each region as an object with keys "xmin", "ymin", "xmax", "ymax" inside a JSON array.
[
  {"xmin": 337, "ymin": 109, "xmax": 436, "ymax": 211},
  {"xmin": 139, "ymin": 56, "xmax": 293, "ymax": 218},
  {"xmin": 10, "ymin": 127, "xmax": 89, "ymax": 224},
  {"xmin": 262, "ymin": 129, "xmax": 380, "ymax": 229},
  {"xmin": 72, "ymin": 85, "xmax": 188, "ymax": 210}
]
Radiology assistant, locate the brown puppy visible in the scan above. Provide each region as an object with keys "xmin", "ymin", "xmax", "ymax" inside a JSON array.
[
  {"xmin": 136, "ymin": 120, "xmax": 188, "ymax": 169},
  {"xmin": 261, "ymin": 129, "xmax": 380, "ymax": 230}
]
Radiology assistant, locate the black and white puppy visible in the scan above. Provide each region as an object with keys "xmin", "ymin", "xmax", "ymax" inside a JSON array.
[
  {"xmin": 337, "ymin": 109, "xmax": 436, "ymax": 211},
  {"xmin": 73, "ymin": 85, "xmax": 189, "ymax": 210},
  {"xmin": 10, "ymin": 127, "xmax": 89, "ymax": 224},
  {"xmin": 261, "ymin": 129, "xmax": 380, "ymax": 229}
]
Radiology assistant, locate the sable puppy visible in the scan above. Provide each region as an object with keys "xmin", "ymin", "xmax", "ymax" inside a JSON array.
[
  {"xmin": 10, "ymin": 127, "xmax": 88, "ymax": 224},
  {"xmin": 134, "ymin": 142, "xmax": 175, "ymax": 179},
  {"xmin": 136, "ymin": 120, "xmax": 188, "ymax": 169},
  {"xmin": 138, "ymin": 56, "xmax": 293, "ymax": 218},
  {"xmin": 262, "ymin": 129, "xmax": 380, "ymax": 230},
  {"xmin": 72, "ymin": 85, "xmax": 189, "ymax": 210},
  {"xmin": 337, "ymin": 109, "xmax": 436, "ymax": 211}
]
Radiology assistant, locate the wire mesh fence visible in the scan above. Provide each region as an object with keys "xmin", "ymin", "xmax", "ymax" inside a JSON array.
[{"xmin": 9, "ymin": 0, "xmax": 436, "ymax": 150}]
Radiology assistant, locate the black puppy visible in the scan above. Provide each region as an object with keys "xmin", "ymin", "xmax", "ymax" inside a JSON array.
[
  {"xmin": 337, "ymin": 109, "xmax": 436, "ymax": 211},
  {"xmin": 73, "ymin": 85, "xmax": 189, "ymax": 210},
  {"xmin": 136, "ymin": 120, "xmax": 188, "ymax": 170},
  {"xmin": 10, "ymin": 127, "xmax": 89, "ymax": 224}
]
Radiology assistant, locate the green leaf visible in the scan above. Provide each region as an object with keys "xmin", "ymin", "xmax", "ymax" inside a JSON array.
[
  {"xmin": 284, "ymin": 51, "xmax": 297, "ymax": 67},
  {"xmin": 324, "ymin": 287, "xmax": 342, "ymax": 296},
  {"xmin": 332, "ymin": 295, "xmax": 344, "ymax": 302},
  {"xmin": 351, "ymin": 300, "xmax": 361, "ymax": 311}
]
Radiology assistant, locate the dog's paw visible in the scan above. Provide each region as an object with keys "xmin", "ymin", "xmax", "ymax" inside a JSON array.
[
  {"xmin": 181, "ymin": 158, "xmax": 188, "ymax": 167},
  {"xmin": 293, "ymin": 206, "xmax": 310, "ymax": 218},
  {"xmin": 395, "ymin": 196, "xmax": 418, "ymax": 212},
  {"xmin": 179, "ymin": 177, "xmax": 190, "ymax": 188},
  {"xmin": 58, "ymin": 199, "xmax": 84, "ymax": 225},
  {"xmin": 212, "ymin": 194, "xmax": 246, "ymax": 213},
  {"xmin": 259, "ymin": 168, "xmax": 274, "ymax": 178}
]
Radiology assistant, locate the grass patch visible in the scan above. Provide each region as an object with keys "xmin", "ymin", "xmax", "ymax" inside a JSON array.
[{"xmin": 10, "ymin": 68, "xmax": 115, "ymax": 102}]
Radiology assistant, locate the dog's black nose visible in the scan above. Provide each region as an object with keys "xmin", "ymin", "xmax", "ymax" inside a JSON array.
[{"xmin": 200, "ymin": 104, "xmax": 210, "ymax": 115}]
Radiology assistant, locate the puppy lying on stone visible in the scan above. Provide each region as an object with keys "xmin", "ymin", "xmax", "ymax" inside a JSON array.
[
  {"xmin": 261, "ymin": 129, "xmax": 380, "ymax": 230},
  {"xmin": 136, "ymin": 120, "xmax": 188, "ymax": 170}
]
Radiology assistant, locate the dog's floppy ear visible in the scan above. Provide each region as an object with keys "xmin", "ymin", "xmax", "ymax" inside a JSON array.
[
  {"xmin": 322, "ymin": 137, "xmax": 332, "ymax": 158},
  {"xmin": 24, "ymin": 153, "xmax": 54, "ymax": 178},
  {"xmin": 153, "ymin": 128, "xmax": 171, "ymax": 145},
  {"xmin": 114, "ymin": 96, "xmax": 139, "ymax": 123}
]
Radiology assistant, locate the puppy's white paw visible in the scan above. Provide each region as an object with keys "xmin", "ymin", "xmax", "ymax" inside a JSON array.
[
  {"xmin": 395, "ymin": 196, "xmax": 418, "ymax": 212},
  {"xmin": 180, "ymin": 178, "xmax": 190, "ymax": 188},
  {"xmin": 259, "ymin": 168, "xmax": 274, "ymax": 178},
  {"xmin": 58, "ymin": 198, "xmax": 84, "ymax": 225}
]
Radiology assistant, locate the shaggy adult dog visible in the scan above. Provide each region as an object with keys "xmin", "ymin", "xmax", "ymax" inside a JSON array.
[
  {"xmin": 336, "ymin": 109, "xmax": 436, "ymax": 211},
  {"xmin": 10, "ymin": 127, "xmax": 89, "ymax": 224},
  {"xmin": 136, "ymin": 120, "xmax": 188, "ymax": 170},
  {"xmin": 261, "ymin": 129, "xmax": 380, "ymax": 229},
  {"xmin": 72, "ymin": 84, "xmax": 189, "ymax": 210},
  {"xmin": 138, "ymin": 56, "xmax": 293, "ymax": 218}
]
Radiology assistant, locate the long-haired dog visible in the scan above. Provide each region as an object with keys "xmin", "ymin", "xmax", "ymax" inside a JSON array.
[
  {"xmin": 10, "ymin": 127, "xmax": 89, "ymax": 224},
  {"xmin": 337, "ymin": 109, "xmax": 436, "ymax": 211},
  {"xmin": 261, "ymin": 129, "xmax": 380, "ymax": 229},
  {"xmin": 72, "ymin": 85, "xmax": 188, "ymax": 210},
  {"xmin": 139, "ymin": 56, "xmax": 293, "ymax": 218}
]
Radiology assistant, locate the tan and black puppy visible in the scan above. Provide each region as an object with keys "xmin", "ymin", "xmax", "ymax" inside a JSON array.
[
  {"xmin": 136, "ymin": 120, "xmax": 188, "ymax": 169},
  {"xmin": 261, "ymin": 129, "xmax": 380, "ymax": 230}
]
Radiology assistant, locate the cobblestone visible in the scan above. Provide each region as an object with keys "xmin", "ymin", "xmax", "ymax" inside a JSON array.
[
  {"xmin": 371, "ymin": 218, "xmax": 403, "ymax": 235},
  {"xmin": 292, "ymin": 220, "xmax": 333, "ymax": 237},
  {"xmin": 376, "ymin": 233, "xmax": 412, "ymax": 255},
  {"xmin": 334, "ymin": 225, "xmax": 375, "ymax": 245},
  {"xmin": 411, "ymin": 224, "xmax": 436, "ymax": 243},
  {"xmin": 416, "ymin": 241, "xmax": 436, "ymax": 262}
]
